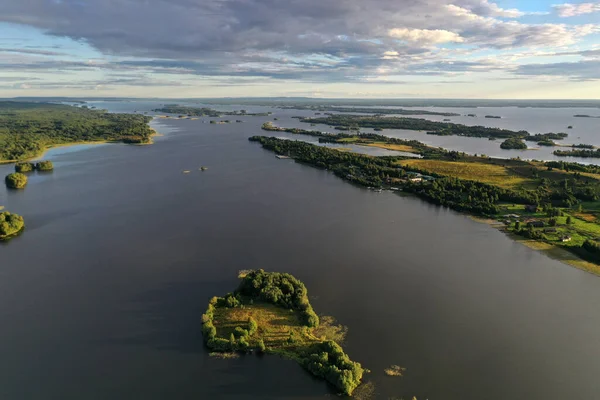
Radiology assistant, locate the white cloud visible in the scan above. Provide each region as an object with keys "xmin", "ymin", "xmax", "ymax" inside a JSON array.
[
  {"xmin": 388, "ymin": 28, "xmax": 464, "ymax": 45},
  {"xmin": 553, "ymin": 2, "xmax": 600, "ymax": 17}
]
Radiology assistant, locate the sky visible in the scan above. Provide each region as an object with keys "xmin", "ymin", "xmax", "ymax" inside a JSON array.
[{"xmin": 0, "ymin": 0, "xmax": 599, "ymax": 99}]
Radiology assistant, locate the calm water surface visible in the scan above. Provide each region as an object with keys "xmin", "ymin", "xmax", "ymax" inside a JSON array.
[{"xmin": 1, "ymin": 102, "xmax": 600, "ymax": 399}]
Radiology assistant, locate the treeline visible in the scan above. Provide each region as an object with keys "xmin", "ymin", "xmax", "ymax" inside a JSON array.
[
  {"xmin": 15, "ymin": 160, "xmax": 53, "ymax": 172},
  {"xmin": 154, "ymin": 105, "xmax": 270, "ymax": 117},
  {"xmin": 554, "ymin": 148, "xmax": 600, "ymax": 158},
  {"xmin": 280, "ymin": 105, "xmax": 460, "ymax": 116},
  {"xmin": 545, "ymin": 161, "xmax": 600, "ymax": 174},
  {"xmin": 0, "ymin": 101, "xmax": 154, "ymax": 161}
]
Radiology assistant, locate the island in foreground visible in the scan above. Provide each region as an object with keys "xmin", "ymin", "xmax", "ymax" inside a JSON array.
[{"xmin": 202, "ymin": 269, "xmax": 364, "ymax": 395}]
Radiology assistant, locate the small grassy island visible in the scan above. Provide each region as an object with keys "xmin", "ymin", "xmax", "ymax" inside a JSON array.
[
  {"xmin": 554, "ymin": 148, "xmax": 600, "ymax": 158},
  {"xmin": 500, "ymin": 138, "xmax": 527, "ymax": 149},
  {"xmin": 0, "ymin": 211, "xmax": 25, "ymax": 240},
  {"xmin": 5, "ymin": 172, "xmax": 28, "ymax": 189},
  {"xmin": 36, "ymin": 160, "xmax": 54, "ymax": 171},
  {"xmin": 0, "ymin": 101, "xmax": 154, "ymax": 161},
  {"xmin": 202, "ymin": 270, "xmax": 364, "ymax": 395},
  {"xmin": 15, "ymin": 162, "xmax": 35, "ymax": 172}
]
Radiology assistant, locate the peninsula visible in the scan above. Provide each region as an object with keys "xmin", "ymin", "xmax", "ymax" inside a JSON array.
[
  {"xmin": 0, "ymin": 101, "xmax": 154, "ymax": 162},
  {"xmin": 202, "ymin": 270, "xmax": 364, "ymax": 395},
  {"xmin": 250, "ymin": 133, "xmax": 600, "ymax": 274}
]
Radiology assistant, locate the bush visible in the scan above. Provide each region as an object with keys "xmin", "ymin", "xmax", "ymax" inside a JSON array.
[
  {"xmin": 234, "ymin": 326, "xmax": 249, "ymax": 338},
  {"xmin": 248, "ymin": 317, "xmax": 258, "ymax": 336},
  {"xmin": 0, "ymin": 211, "xmax": 25, "ymax": 238},
  {"xmin": 303, "ymin": 341, "xmax": 364, "ymax": 395},
  {"xmin": 35, "ymin": 160, "xmax": 54, "ymax": 171},
  {"xmin": 15, "ymin": 162, "xmax": 34, "ymax": 172},
  {"xmin": 207, "ymin": 338, "xmax": 232, "ymax": 351},
  {"xmin": 5, "ymin": 172, "xmax": 28, "ymax": 189},
  {"xmin": 257, "ymin": 338, "xmax": 266, "ymax": 353}
]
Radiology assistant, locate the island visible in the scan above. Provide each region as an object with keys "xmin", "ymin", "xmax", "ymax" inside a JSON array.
[
  {"xmin": 485, "ymin": 115, "xmax": 502, "ymax": 119},
  {"xmin": 500, "ymin": 138, "xmax": 527, "ymax": 149},
  {"xmin": 279, "ymin": 105, "xmax": 460, "ymax": 117},
  {"xmin": 249, "ymin": 134, "xmax": 600, "ymax": 274},
  {"xmin": 202, "ymin": 270, "xmax": 364, "ymax": 395},
  {"xmin": 299, "ymin": 114, "xmax": 568, "ymax": 141},
  {"xmin": 0, "ymin": 101, "xmax": 155, "ymax": 162},
  {"xmin": 5, "ymin": 172, "xmax": 28, "ymax": 189},
  {"xmin": 36, "ymin": 160, "xmax": 54, "ymax": 171},
  {"xmin": 15, "ymin": 162, "xmax": 35, "ymax": 172},
  {"xmin": 153, "ymin": 105, "xmax": 270, "ymax": 117},
  {"xmin": 0, "ymin": 211, "xmax": 25, "ymax": 240},
  {"xmin": 572, "ymin": 144, "xmax": 594, "ymax": 149}
]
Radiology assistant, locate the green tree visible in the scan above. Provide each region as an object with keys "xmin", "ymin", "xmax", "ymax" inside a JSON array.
[
  {"xmin": 514, "ymin": 221, "xmax": 521, "ymax": 230},
  {"xmin": 5, "ymin": 172, "xmax": 28, "ymax": 189},
  {"xmin": 248, "ymin": 317, "xmax": 258, "ymax": 336},
  {"xmin": 566, "ymin": 216, "xmax": 572, "ymax": 225}
]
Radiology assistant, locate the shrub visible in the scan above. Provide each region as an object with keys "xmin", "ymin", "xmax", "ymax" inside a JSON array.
[
  {"xmin": 0, "ymin": 211, "xmax": 25, "ymax": 237},
  {"xmin": 15, "ymin": 162, "xmax": 35, "ymax": 173},
  {"xmin": 248, "ymin": 317, "xmax": 258, "ymax": 336},
  {"xmin": 5, "ymin": 172, "xmax": 28, "ymax": 189},
  {"xmin": 35, "ymin": 160, "xmax": 54, "ymax": 171}
]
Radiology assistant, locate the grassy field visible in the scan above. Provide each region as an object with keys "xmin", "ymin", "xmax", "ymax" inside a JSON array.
[
  {"xmin": 213, "ymin": 302, "xmax": 320, "ymax": 357},
  {"xmin": 397, "ymin": 159, "xmax": 536, "ymax": 189},
  {"xmin": 361, "ymin": 142, "xmax": 417, "ymax": 153}
]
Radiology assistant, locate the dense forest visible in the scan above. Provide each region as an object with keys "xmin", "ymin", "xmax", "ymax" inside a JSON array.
[
  {"xmin": 153, "ymin": 105, "xmax": 270, "ymax": 117},
  {"xmin": 0, "ymin": 101, "xmax": 154, "ymax": 161},
  {"xmin": 300, "ymin": 115, "xmax": 570, "ymax": 141}
]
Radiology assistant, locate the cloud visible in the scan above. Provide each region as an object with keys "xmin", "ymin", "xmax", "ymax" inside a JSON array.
[
  {"xmin": 0, "ymin": 47, "xmax": 65, "ymax": 56},
  {"xmin": 515, "ymin": 59, "xmax": 600, "ymax": 80},
  {"xmin": 388, "ymin": 28, "xmax": 464, "ymax": 45},
  {"xmin": 553, "ymin": 2, "xmax": 600, "ymax": 17}
]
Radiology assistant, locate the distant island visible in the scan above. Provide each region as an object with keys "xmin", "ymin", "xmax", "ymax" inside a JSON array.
[
  {"xmin": 0, "ymin": 101, "xmax": 154, "ymax": 162},
  {"xmin": 0, "ymin": 211, "xmax": 25, "ymax": 240},
  {"xmin": 5, "ymin": 172, "xmax": 28, "ymax": 189},
  {"xmin": 574, "ymin": 115, "xmax": 600, "ymax": 118},
  {"xmin": 153, "ymin": 105, "xmax": 271, "ymax": 117},
  {"xmin": 202, "ymin": 270, "xmax": 364, "ymax": 395},
  {"xmin": 485, "ymin": 115, "xmax": 502, "ymax": 119},
  {"xmin": 299, "ymin": 114, "xmax": 568, "ymax": 141},
  {"xmin": 279, "ymin": 105, "xmax": 460, "ymax": 117},
  {"xmin": 500, "ymin": 138, "xmax": 527, "ymax": 149}
]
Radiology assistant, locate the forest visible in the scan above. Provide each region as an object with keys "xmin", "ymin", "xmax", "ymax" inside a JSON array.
[{"xmin": 0, "ymin": 101, "xmax": 154, "ymax": 161}]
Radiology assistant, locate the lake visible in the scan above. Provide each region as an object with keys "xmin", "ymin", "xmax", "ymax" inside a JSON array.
[{"xmin": 1, "ymin": 101, "xmax": 600, "ymax": 399}]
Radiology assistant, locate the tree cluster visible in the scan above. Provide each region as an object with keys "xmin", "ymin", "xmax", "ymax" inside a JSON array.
[
  {"xmin": 0, "ymin": 211, "xmax": 25, "ymax": 238},
  {"xmin": 5, "ymin": 172, "xmax": 28, "ymax": 189},
  {"xmin": 236, "ymin": 269, "xmax": 319, "ymax": 327},
  {"xmin": 303, "ymin": 341, "xmax": 364, "ymax": 395}
]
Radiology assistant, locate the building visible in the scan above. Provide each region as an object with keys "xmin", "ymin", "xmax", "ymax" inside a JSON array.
[
  {"xmin": 526, "ymin": 220, "xmax": 545, "ymax": 228},
  {"xmin": 560, "ymin": 235, "xmax": 572, "ymax": 242},
  {"xmin": 525, "ymin": 204, "xmax": 539, "ymax": 213}
]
